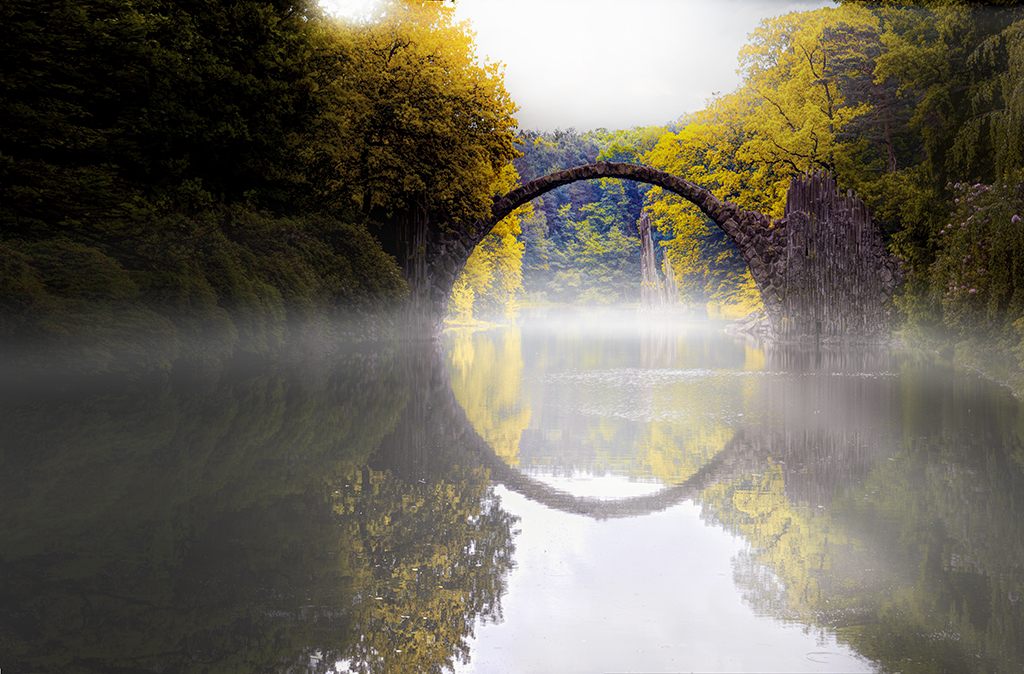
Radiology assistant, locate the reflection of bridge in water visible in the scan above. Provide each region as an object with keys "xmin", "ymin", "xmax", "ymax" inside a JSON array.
[
  {"xmin": 384, "ymin": 339, "xmax": 904, "ymax": 520},
  {"xmin": 375, "ymin": 337, "xmax": 1024, "ymax": 674},
  {"xmin": 474, "ymin": 428, "xmax": 751, "ymax": 520}
]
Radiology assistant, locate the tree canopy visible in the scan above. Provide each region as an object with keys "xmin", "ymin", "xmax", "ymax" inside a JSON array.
[
  {"xmin": 8, "ymin": 0, "xmax": 1024, "ymax": 368},
  {"xmin": 0, "ymin": 0, "xmax": 519, "ymax": 369},
  {"xmin": 300, "ymin": 0, "xmax": 518, "ymax": 228}
]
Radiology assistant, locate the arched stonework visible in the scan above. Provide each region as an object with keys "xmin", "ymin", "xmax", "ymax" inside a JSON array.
[{"xmin": 414, "ymin": 163, "xmax": 901, "ymax": 342}]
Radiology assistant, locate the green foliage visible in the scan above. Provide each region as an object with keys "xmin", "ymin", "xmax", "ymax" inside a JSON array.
[
  {"xmin": 930, "ymin": 177, "xmax": 1024, "ymax": 341},
  {"xmin": 512, "ymin": 128, "xmax": 602, "ymax": 276},
  {"xmin": 510, "ymin": 128, "xmax": 667, "ymax": 303},
  {"xmin": 845, "ymin": 5, "xmax": 1024, "ymax": 350},
  {"xmin": 0, "ymin": 0, "xmax": 321, "ymax": 212},
  {"xmin": 0, "ymin": 238, "xmax": 182, "ymax": 371},
  {"xmin": 545, "ymin": 203, "xmax": 640, "ymax": 304},
  {"xmin": 958, "ymin": 18, "xmax": 1024, "ymax": 183},
  {"xmin": 866, "ymin": 5, "xmax": 1022, "ymax": 183},
  {"xmin": 1, "ymin": 0, "xmax": 554, "ymax": 370},
  {"xmin": 0, "ymin": 204, "xmax": 408, "ymax": 373}
]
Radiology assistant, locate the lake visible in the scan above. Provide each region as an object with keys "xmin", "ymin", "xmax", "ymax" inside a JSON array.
[{"xmin": 2, "ymin": 307, "xmax": 1024, "ymax": 673}]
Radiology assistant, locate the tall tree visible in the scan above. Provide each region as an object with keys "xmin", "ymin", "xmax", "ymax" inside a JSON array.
[
  {"xmin": 954, "ymin": 16, "xmax": 1024, "ymax": 182},
  {"xmin": 300, "ymin": 1, "xmax": 519, "ymax": 257},
  {"xmin": 736, "ymin": 5, "xmax": 879, "ymax": 213},
  {"xmin": 0, "ymin": 0, "xmax": 322, "ymax": 235}
]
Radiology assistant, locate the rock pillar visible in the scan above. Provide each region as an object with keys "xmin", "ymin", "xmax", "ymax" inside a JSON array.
[{"xmin": 639, "ymin": 211, "xmax": 664, "ymax": 311}]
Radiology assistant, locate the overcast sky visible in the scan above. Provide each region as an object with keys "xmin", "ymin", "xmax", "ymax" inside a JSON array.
[{"xmin": 320, "ymin": 0, "xmax": 834, "ymax": 132}]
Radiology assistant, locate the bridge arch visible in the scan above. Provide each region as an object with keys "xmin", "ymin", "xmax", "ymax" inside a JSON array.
[
  {"xmin": 415, "ymin": 163, "xmax": 901, "ymax": 343},
  {"xmin": 431, "ymin": 162, "xmax": 776, "ymax": 324},
  {"xmin": 485, "ymin": 162, "xmax": 764, "ymax": 244}
]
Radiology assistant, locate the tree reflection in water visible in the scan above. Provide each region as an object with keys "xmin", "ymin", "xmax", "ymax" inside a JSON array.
[
  {"xmin": 701, "ymin": 343, "xmax": 1024, "ymax": 673},
  {"xmin": 7, "ymin": 321, "xmax": 1024, "ymax": 673},
  {"xmin": 446, "ymin": 317, "xmax": 1024, "ymax": 672},
  {"xmin": 0, "ymin": 343, "xmax": 518, "ymax": 674},
  {"xmin": 334, "ymin": 340, "xmax": 519, "ymax": 673}
]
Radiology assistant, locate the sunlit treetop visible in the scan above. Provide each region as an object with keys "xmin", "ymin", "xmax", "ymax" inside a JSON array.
[{"xmin": 303, "ymin": 0, "xmax": 519, "ymax": 226}]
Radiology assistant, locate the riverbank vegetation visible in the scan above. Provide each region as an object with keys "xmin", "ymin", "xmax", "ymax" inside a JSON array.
[
  {"xmin": 7, "ymin": 0, "xmax": 1024, "ymax": 383},
  {"xmin": 0, "ymin": 0, "xmax": 516, "ymax": 372}
]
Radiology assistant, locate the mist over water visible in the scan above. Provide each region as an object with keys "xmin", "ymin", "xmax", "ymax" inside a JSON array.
[{"xmin": 2, "ymin": 306, "xmax": 1023, "ymax": 673}]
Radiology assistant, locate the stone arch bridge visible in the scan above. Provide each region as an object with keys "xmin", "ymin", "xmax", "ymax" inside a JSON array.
[{"xmin": 405, "ymin": 162, "xmax": 902, "ymax": 343}]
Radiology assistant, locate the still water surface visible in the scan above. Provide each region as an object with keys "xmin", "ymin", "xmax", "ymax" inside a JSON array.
[{"xmin": 2, "ymin": 308, "xmax": 1024, "ymax": 673}]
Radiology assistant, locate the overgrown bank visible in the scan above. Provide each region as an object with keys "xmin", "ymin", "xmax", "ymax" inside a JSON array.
[
  {"xmin": 6, "ymin": 1, "xmax": 1024, "ymax": 383},
  {"xmin": 0, "ymin": 0, "xmax": 517, "ymax": 373}
]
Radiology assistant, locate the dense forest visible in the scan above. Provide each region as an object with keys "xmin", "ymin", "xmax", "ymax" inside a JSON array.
[
  {"xmin": 4, "ymin": 0, "xmax": 1024, "ymax": 374},
  {"xmin": 0, "ymin": 0, "xmax": 517, "ymax": 371}
]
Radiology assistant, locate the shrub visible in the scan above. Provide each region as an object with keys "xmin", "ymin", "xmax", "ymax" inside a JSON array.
[{"xmin": 930, "ymin": 174, "xmax": 1024, "ymax": 337}]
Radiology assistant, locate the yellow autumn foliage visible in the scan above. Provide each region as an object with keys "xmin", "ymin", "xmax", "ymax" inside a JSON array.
[
  {"xmin": 448, "ymin": 163, "xmax": 528, "ymax": 323},
  {"xmin": 644, "ymin": 4, "xmax": 880, "ymax": 308}
]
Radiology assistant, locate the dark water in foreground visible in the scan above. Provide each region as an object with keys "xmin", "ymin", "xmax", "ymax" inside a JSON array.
[{"xmin": 2, "ymin": 308, "xmax": 1024, "ymax": 673}]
